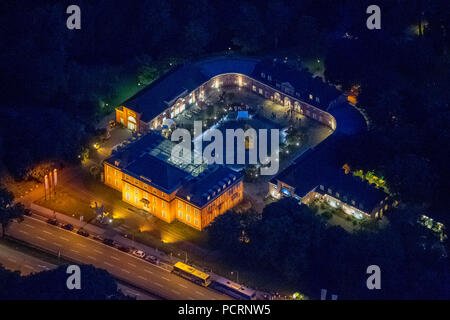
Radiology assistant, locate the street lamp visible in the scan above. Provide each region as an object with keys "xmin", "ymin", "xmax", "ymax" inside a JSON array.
[{"xmin": 231, "ymin": 271, "xmax": 239, "ymax": 283}]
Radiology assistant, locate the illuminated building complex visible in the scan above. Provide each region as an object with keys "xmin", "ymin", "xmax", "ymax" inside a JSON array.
[
  {"xmin": 269, "ymin": 140, "xmax": 390, "ymax": 220},
  {"xmin": 104, "ymin": 133, "xmax": 243, "ymax": 230},
  {"xmin": 115, "ymin": 57, "xmax": 340, "ymax": 133},
  {"xmin": 108, "ymin": 56, "xmax": 386, "ymax": 226}
]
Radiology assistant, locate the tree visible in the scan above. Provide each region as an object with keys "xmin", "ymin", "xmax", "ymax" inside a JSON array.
[
  {"xmin": 206, "ymin": 211, "xmax": 243, "ymax": 252},
  {"xmin": 0, "ymin": 264, "xmax": 131, "ymax": 300},
  {"xmin": 265, "ymin": 0, "xmax": 291, "ymax": 49},
  {"xmin": 294, "ymin": 16, "xmax": 328, "ymax": 61},
  {"xmin": 230, "ymin": 3, "xmax": 266, "ymax": 53},
  {"xmin": 0, "ymin": 188, "xmax": 24, "ymax": 237}
]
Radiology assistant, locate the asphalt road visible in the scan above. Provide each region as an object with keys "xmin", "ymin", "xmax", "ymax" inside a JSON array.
[
  {"xmin": 0, "ymin": 242, "xmax": 156, "ymax": 300},
  {"xmin": 6, "ymin": 216, "xmax": 230, "ymax": 300}
]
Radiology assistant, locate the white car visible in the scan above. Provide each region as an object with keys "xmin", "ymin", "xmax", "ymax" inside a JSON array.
[{"xmin": 132, "ymin": 249, "xmax": 146, "ymax": 259}]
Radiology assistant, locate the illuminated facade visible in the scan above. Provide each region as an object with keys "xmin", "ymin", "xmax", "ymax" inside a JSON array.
[
  {"xmin": 269, "ymin": 141, "xmax": 389, "ymax": 220},
  {"xmin": 115, "ymin": 58, "xmax": 339, "ymax": 133},
  {"xmin": 103, "ymin": 133, "xmax": 243, "ymax": 230}
]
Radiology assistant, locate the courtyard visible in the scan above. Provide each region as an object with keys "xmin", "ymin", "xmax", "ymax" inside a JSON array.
[{"xmin": 173, "ymin": 87, "xmax": 332, "ymax": 175}]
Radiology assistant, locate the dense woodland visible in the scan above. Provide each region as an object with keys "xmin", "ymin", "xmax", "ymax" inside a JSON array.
[{"xmin": 0, "ymin": 0, "xmax": 449, "ymax": 299}]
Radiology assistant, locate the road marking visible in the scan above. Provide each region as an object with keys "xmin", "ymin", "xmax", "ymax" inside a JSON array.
[
  {"xmin": 7, "ymin": 258, "xmax": 17, "ymax": 263},
  {"xmin": 125, "ymin": 290, "xmax": 140, "ymax": 297},
  {"xmin": 87, "ymin": 256, "xmax": 97, "ymax": 261},
  {"xmin": 24, "ymin": 224, "xmax": 35, "ymax": 229},
  {"xmin": 127, "ymin": 262, "xmax": 136, "ymax": 267},
  {"xmin": 24, "ymin": 265, "xmax": 34, "ymax": 271},
  {"xmin": 111, "ymin": 256, "xmax": 120, "ymax": 261},
  {"xmin": 177, "ymin": 283, "xmax": 188, "ymax": 289},
  {"xmin": 138, "ymin": 275, "xmax": 146, "ymax": 280},
  {"xmin": 37, "ymin": 236, "xmax": 46, "ymax": 241},
  {"xmin": 59, "ymin": 236, "xmax": 69, "ymax": 241},
  {"xmin": 77, "ymin": 243, "xmax": 87, "ymax": 248},
  {"xmin": 70, "ymin": 249, "xmax": 80, "ymax": 254},
  {"xmin": 94, "ymin": 249, "xmax": 104, "ymax": 254},
  {"xmin": 154, "ymin": 282, "xmax": 163, "ymax": 288},
  {"xmin": 42, "ymin": 230, "xmax": 52, "ymax": 235},
  {"xmin": 104, "ymin": 262, "xmax": 114, "ymax": 267},
  {"xmin": 171, "ymin": 289, "xmax": 180, "ymax": 295},
  {"xmin": 19, "ymin": 230, "xmax": 29, "ymax": 235},
  {"xmin": 121, "ymin": 268, "xmax": 131, "ymax": 274},
  {"xmin": 161, "ymin": 276, "xmax": 171, "ymax": 282},
  {"xmin": 196, "ymin": 291, "xmax": 205, "ymax": 296},
  {"xmin": 38, "ymin": 265, "xmax": 50, "ymax": 270},
  {"xmin": 144, "ymin": 269, "xmax": 153, "ymax": 274}
]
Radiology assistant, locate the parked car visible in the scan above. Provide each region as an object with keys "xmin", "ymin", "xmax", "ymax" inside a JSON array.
[
  {"xmin": 93, "ymin": 235, "xmax": 105, "ymax": 242},
  {"xmin": 117, "ymin": 245, "xmax": 130, "ymax": 253},
  {"xmin": 61, "ymin": 224, "xmax": 74, "ymax": 231},
  {"xmin": 77, "ymin": 229, "xmax": 89, "ymax": 237},
  {"xmin": 103, "ymin": 238, "xmax": 115, "ymax": 247},
  {"xmin": 46, "ymin": 218, "xmax": 58, "ymax": 226},
  {"xmin": 132, "ymin": 249, "xmax": 146, "ymax": 259},
  {"xmin": 144, "ymin": 255, "xmax": 159, "ymax": 265},
  {"xmin": 23, "ymin": 209, "xmax": 32, "ymax": 216}
]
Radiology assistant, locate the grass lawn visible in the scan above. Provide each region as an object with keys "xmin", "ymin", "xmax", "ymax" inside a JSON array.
[{"xmin": 35, "ymin": 190, "xmax": 96, "ymax": 222}]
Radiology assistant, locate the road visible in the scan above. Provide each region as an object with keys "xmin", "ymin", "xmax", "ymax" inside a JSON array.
[
  {"xmin": 6, "ymin": 216, "xmax": 230, "ymax": 300},
  {"xmin": 0, "ymin": 242, "xmax": 156, "ymax": 300}
]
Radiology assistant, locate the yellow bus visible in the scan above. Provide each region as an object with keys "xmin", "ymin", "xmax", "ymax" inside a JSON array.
[{"xmin": 172, "ymin": 262, "xmax": 211, "ymax": 287}]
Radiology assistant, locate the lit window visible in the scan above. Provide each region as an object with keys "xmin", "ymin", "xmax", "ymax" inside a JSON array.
[
  {"xmin": 178, "ymin": 211, "xmax": 183, "ymax": 218},
  {"xmin": 186, "ymin": 215, "xmax": 191, "ymax": 223},
  {"xmin": 194, "ymin": 218, "xmax": 199, "ymax": 226},
  {"xmin": 309, "ymin": 94, "xmax": 313, "ymax": 100},
  {"xmin": 126, "ymin": 193, "xmax": 130, "ymax": 201}
]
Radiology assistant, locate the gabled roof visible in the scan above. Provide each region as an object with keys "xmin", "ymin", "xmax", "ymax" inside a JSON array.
[
  {"xmin": 119, "ymin": 56, "xmax": 343, "ymax": 122},
  {"xmin": 177, "ymin": 166, "xmax": 243, "ymax": 208},
  {"xmin": 121, "ymin": 57, "xmax": 259, "ymax": 122},
  {"xmin": 272, "ymin": 135, "xmax": 386, "ymax": 212},
  {"xmin": 251, "ymin": 59, "xmax": 341, "ymax": 110},
  {"xmin": 123, "ymin": 64, "xmax": 208, "ymax": 122}
]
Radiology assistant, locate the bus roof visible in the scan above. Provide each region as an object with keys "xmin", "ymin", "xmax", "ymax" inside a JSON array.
[
  {"xmin": 214, "ymin": 276, "xmax": 256, "ymax": 296},
  {"xmin": 174, "ymin": 262, "xmax": 210, "ymax": 280}
]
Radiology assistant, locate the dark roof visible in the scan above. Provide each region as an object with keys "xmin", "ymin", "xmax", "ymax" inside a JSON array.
[
  {"xmin": 123, "ymin": 154, "xmax": 189, "ymax": 194},
  {"xmin": 123, "ymin": 64, "xmax": 208, "ymax": 122},
  {"xmin": 251, "ymin": 58, "xmax": 341, "ymax": 110},
  {"xmin": 120, "ymin": 56, "xmax": 342, "ymax": 122},
  {"xmin": 105, "ymin": 132, "xmax": 167, "ymax": 169},
  {"xmin": 177, "ymin": 166, "xmax": 243, "ymax": 207},
  {"xmin": 121, "ymin": 57, "xmax": 259, "ymax": 122},
  {"xmin": 272, "ymin": 137, "xmax": 386, "ymax": 212}
]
